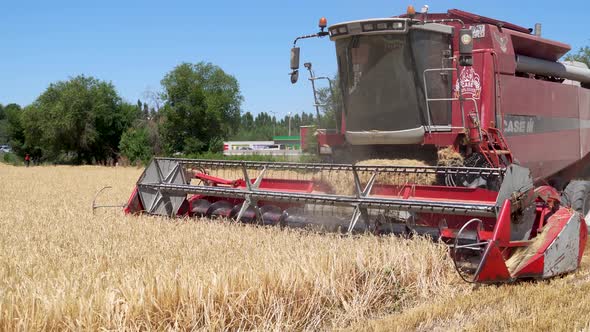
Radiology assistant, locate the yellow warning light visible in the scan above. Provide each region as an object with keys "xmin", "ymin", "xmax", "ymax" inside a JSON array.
[
  {"xmin": 319, "ymin": 17, "xmax": 328, "ymax": 29},
  {"xmin": 407, "ymin": 5, "xmax": 416, "ymax": 16}
]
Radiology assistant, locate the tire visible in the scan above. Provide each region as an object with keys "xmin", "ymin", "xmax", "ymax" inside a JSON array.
[{"xmin": 562, "ymin": 180, "xmax": 590, "ymax": 218}]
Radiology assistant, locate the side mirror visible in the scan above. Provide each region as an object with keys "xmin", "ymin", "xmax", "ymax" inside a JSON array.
[
  {"xmin": 290, "ymin": 70, "xmax": 299, "ymax": 84},
  {"xmin": 290, "ymin": 47, "xmax": 300, "ymax": 70},
  {"xmin": 459, "ymin": 28, "xmax": 473, "ymax": 66}
]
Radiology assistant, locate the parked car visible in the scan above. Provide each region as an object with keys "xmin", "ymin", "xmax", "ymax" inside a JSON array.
[{"xmin": 0, "ymin": 145, "xmax": 11, "ymax": 153}]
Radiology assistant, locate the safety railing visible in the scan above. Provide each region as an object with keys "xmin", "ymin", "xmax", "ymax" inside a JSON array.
[{"xmin": 422, "ymin": 68, "xmax": 483, "ymax": 140}]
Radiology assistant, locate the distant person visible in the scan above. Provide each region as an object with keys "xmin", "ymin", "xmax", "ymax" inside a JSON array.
[{"xmin": 24, "ymin": 154, "xmax": 30, "ymax": 167}]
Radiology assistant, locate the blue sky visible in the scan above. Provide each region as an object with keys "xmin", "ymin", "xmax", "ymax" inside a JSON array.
[{"xmin": 1, "ymin": 0, "xmax": 588, "ymax": 117}]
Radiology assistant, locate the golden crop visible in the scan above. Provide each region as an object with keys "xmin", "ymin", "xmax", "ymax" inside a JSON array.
[
  {"xmin": 0, "ymin": 164, "xmax": 460, "ymax": 331},
  {"xmin": 1, "ymin": 163, "xmax": 589, "ymax": 331}
]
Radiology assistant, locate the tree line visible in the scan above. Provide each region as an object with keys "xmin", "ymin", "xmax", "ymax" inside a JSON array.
[
  {"xmin": 0, "ymin": 61, "xmax": 327, "ymax": 165},
  {"xmin": 231, "ymin": 111, "xmax": 318, "ymax": 141}
]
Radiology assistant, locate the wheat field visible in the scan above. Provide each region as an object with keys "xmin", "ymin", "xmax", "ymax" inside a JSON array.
[
  {"xmin": 1, "ymin": 163, "xmax": 590, "ymax": 331},
  {"xmin": 0, "ymin": 163, "xmax": 463, "ymax": 331}
]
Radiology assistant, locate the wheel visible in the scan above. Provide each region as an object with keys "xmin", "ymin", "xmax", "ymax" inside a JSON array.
[{"xmin": 562, "ymin": 180, "xmax": 590, "ymax": 220}]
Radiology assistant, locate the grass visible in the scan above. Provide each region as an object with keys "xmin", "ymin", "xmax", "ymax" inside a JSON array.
[{"xmin": 0, "ymin": 163, "xmax": 462, "ymax": 331}]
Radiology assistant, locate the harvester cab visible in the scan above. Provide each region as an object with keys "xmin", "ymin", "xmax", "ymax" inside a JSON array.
[
  {"xmin": 292, "ymin": 7, "xmax": 590, "ymax": 176},
  {"xmin": 289, "ymin": 7, "xmax": 517, "ymax": 170},
  {"xmin": 121, "ymin": 6, "xmax": 590, "ymax": 284},
  {"xmin": 330, "ymin": 17, "xmax": 460, "ymax": 144}
]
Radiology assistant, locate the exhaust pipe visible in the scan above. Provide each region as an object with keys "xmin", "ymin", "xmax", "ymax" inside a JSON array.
[{"xmin": 534, "ymin": 23, "xmax": 542, "ymax": 37}]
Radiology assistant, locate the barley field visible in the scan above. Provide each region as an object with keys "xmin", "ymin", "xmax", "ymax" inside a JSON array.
[{"xmin": 0, "ymin": 163, "xmax": 589, "ymax": 331}]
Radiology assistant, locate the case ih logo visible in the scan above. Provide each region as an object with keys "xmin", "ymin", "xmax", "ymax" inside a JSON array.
[
  {"xmin": 454, "ymin": 67, "xmax": 481, "ymax": 99},
  {"xmin": 503, "ymin": 115, "xmax": 536, "ymax": 135}
]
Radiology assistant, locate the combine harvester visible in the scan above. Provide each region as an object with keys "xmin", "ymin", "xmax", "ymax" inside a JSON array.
[{"xmin": 125, "ymin": 7, "xmax": 590, "ymax": 283}]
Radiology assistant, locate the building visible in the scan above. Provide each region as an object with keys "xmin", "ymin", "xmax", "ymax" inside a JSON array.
[
  {"xmin": 222, "ymin": 135, "xmax": 303, "ymax": 158},
  {"xmin": 271, "ymin": 136, "xmax": 301, "ymax": 150}
]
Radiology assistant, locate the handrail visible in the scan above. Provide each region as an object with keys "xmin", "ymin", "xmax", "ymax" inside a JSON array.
[
  {"xmin": 423, "ymin": 67, "xmax": 457, "ymax": 132},
  {"xmin": 423, "ymin": 67, "xmax": 482, "ymax": 139}
]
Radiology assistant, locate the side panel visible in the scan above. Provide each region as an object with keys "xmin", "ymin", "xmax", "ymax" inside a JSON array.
[
  {"xmin": 452, "ymin": 51, "xmax": 495, "ymax": 132},
  {"xmin": 543, "ymin": 213, "xmax": 581, "ymax": 277},
  {"xmin": 500, "ymin": 76, "xmax": 579, "ymax": 118},
  {"xmin": 500, "ymin": 75, "xmax": 582, "ymax": 181},
  {"xmin": 488, "ymin": 25, "xmax": 516, "ymax": 75},
  {"xmin": 579, "ymin": 88, "xmax": 590, "ymax": 176},
  {"xmin": 508, "ymin": 131, "xmax": 579, "ymax": 180},
  {"xmin": 137, "ymin": 159, "xmax": 188, "ymax": 216}
]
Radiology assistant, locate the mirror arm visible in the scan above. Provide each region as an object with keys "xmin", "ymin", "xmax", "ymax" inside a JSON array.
[
  {"xmin": 293, "ymin": 31, "xmax": 329, "ymax": 46},
  {"xmin": 290, "ymin": 30, "xmax": 329, "ymax": 84}
]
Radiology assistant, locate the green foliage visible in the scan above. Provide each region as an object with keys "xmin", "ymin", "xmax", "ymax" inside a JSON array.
[
  {"xmin": 230, "ymin": 111, "xmax": 317, "ymax": 141},
  {"xmin": 315, "ymin": 75, "xmax": 342, "ymax": 130},
  {"xmin": 119, "ymin": 126, "xmax": 153, "ymax": 165},
  {"xmin": 565, "ymin": 46, "xmax": 590, "ymax": 67},
  {"xmin": 2, "ymin": 61, "xmax": 337, "ymax": 164},
  {"xmin": 160, "ymin": 62, "xmax": 242, "ymax": 155},
  {"xmin": 182, "ymin": 136, "xmax": 206, "ymax": 154},
  {"xmin": 0, "ymin": 103, "xmax": 7, "ymax": 144},
  {"xmin": 208, "ymin": 136, "xmax": 224, "ymax": 153},
  {"xmin": 1, "ymin": 152, "xmax": 20, "ymax": 165},
  {"xmin": 4, "ymin": 104, "xmax": 25, "ymax": 155},
  {"xmin": 145, "ymin": 120, "xmax": 163, "ymax": 155},
  {"xmin": 20, "ymin": 75, "xmax": 136, "ymax": 164},
  {"xmin": 0, "ymin": 119, "xmax": 7, "ymax": 143},
  {"xmin": 302, "ymin": 126, "xmax": 318, "ymax": 154}
]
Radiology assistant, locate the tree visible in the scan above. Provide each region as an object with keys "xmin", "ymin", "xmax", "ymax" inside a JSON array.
[
  {"xmin": 142, "ymin": 103, "xmax": 150, "ymax": 119},
  {"xmin": 4, "ymin": 104, "xmax": 24, "ymax": 154},
  {"xmin": 142, "ymin": 87, "xmax": 163, "ymax": 112},
  {"xmin": 145, "ymin": 119, "xmax": 163, "ymax": 155},
  {"xmin": 136, "ymin": 99, "xmax": 148, "ymax": 120},
  {"xmin": 0, "ymin": 104, "xmax": 6, "ymax": 144},
  {"xmin": 565, "ymin": 46, "xmax": 590, "ymax": 67},
  {"xmin": 241, "ymin": 112, "xmax": 254, "ymax": 131},
  {"xmin": 228, "ymin": 110, "xmax": 318, "ymax": 141},
  {"xmin": 565, "ymin": 46, "xmax": 590, "ymax": 88},
  {"xmin": 119, "ymin": 126, "xmax": 152, "ymax": 165},
  {"xmin": 315, "ymin": 75, "xmax": 342, "ymax": 130},
  {"xmin": 21, "ymin": 75, "xmax": 138, "ymax": 164},
  {"xmin": 159, "ymin": 62, "xmax": 242, "ymax": 154}
]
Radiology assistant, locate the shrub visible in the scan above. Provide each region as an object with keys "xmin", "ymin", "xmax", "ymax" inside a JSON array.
[
  {"xmin": 1, "ymin": 152, "xmax": 20, "ymax": 165},
  {"xmin": 119, "ymin": 127, "xmax": 153, "ymax": 165}
]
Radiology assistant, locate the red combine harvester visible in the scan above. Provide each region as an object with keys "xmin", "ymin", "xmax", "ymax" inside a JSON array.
[{"xmin": 124, "ymin": 7, "xmax": 589, "ymax": 283}]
